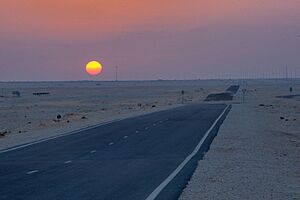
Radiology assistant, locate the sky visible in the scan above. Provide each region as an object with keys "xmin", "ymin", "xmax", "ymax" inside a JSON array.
[{"xmin": 0, "ymin": 0, "xmax": 299, "ymax": 81}]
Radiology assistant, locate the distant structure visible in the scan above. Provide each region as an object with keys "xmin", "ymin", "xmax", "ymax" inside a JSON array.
[
  {"xmin": 12, "ymin": 91, "xmax": 21, "ymax": 97},
  {"xmin": 33, "ymin": 92, "xmax": 50, "ymax": 96}
]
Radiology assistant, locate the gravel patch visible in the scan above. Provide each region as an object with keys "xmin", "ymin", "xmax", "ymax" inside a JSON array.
[{"xmin": 180, "ymin": 82, "xmax": 300, "ymax": 200}]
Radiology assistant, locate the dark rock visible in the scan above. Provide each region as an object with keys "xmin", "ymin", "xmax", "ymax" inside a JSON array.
[
  {"xmin": 259, "ymin": 104, "xmax": 265, "ymax": 107},
  {"xmin": 280, "ymin": 117, "xmax": 285, "ymax": 120},
  {"xmin": 57, "ymin": 115, "xmax": 62, "ymax": 119},
  {"xmin": 0, "ymin": 130, "xmax": 9, "ymax": 137}
]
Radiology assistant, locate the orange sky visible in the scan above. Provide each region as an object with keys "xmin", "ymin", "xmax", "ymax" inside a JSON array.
[
  {"xmin": 3, "ymin": 0, "xmax": 294, "ymax": 39},
  {"xmin": 0, "ymin": 0, "xmax": 220, "ymax": 38},
  {"xmin": 0, "ymin": 0, "xmax": 299, "ymax": 80}
]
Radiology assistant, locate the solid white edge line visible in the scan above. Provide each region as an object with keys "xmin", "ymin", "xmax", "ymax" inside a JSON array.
[
  {"xmin": 145, "ymin": 105, "xmax": 230, "ymax": 200},
  {"xmin": 0, "ymin": 104, "xmax": 185, "ymax": 154},
  {"xmin": 0, "ymin": 119, "xmax": 121, "ymax": 154}
]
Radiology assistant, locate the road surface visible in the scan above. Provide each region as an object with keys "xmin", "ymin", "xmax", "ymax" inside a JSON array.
[{"xmin": 0, "ymin": 103, "xmax": 229, "ymax": 200}]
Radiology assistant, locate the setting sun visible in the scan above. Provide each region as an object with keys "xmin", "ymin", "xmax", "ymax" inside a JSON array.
[{"xmin": 86, "ymin": 61, "xmax": 103, "ymax": 76}]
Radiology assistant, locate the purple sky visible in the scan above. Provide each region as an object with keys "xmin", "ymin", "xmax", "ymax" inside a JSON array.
[{"xmin": 0, "ymin": 0, "xmax": 299, "ymax": 81}]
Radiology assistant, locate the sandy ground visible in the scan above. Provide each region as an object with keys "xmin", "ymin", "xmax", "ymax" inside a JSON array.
[
  {"xmin": 180, "ymin": 79, "xmax": 300, "ymax": 199},
  {"xmin": 0, "ymin": 80, "xmax": 229, "ymax": 150}
]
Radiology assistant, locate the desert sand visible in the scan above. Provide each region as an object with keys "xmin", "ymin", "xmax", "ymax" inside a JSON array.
[
  {"xmin": 0, "ymin": 80, "xmax": 228, "ymax": 150},
  {"xmin": 180, "ymin": 79, "xmax": 300, "ymax": 199},
  {"xmin": 1, "ymin": 79, "xmax": 299, "ymax": 199}
]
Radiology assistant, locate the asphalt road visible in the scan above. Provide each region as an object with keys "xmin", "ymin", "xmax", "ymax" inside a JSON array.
[{"xmin": 0, "ymin": 103, "xmax": 228, "ymax": 200}]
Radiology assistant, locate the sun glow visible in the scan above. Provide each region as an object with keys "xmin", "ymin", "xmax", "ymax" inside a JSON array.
[{"xmin": 86, "ymin": 61, "xmax": 103, "ymax": 76}]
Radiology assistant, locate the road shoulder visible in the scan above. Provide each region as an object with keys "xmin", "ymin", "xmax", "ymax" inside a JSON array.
[{"xmin": 180, "ymin": 85, "xmax": 300, "ymax": 199}]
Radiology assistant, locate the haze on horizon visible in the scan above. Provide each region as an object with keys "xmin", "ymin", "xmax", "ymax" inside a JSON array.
[{"xmin": 0, "ymin": 0, "xmax": 299, "ymax": 81}]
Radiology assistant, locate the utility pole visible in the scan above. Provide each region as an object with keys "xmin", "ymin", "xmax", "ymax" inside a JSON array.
[
  {"xmin": 286, "ymin": 65, "xmax": 288, "ymax": 80},
  {"xmin": 115, "ymin": 66, "xmax": 118, "ymax": 82}
]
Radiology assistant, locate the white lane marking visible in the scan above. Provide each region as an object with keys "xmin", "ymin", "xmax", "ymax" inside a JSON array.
[
  {"xmin": 108, "ymin": 142, "xmax": 114, "ymax": 146},
  {"xmin": 26, "ymin": 170, "xmax": 39, "ymax": 175},
  {"xmin": 145, "ymin": 105, "xmax": 230, "ymax": 200},
  {"xmin": 0, "ymin": 119, "xmax": 122, "ymax": 154},
  {"xmin": 123, "ymin": 136, "xmax": 128, "ymax": 139},
  {"xmin": 90, "ymin": 150, "xmax": 96, "ymax": 154},
  {"xmin": 0, "ymin": 105, "xmax": 185, "ymax": 154},
  {"xmin": 64, "ymin": 160, "xmax": 72, "ymax": 164}
]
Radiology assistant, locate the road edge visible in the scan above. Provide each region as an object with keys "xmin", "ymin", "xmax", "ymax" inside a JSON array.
[
  {"xmin": 145, "ymin": 104, "xmax": 232, "ymax": 200},
  {"xmin": 0, "ymin": 104, "xmax": 186, "ymax": 154}
]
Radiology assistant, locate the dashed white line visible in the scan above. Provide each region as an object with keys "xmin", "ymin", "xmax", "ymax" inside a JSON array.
[
  {"xmin": 0, "ymin": 119, "xmax": 123, "ymax": 154},
  {"xmin": 0, "ymin": 106, "xmax": 181, "ymax": 155},
  {"xmin": 108, "ymin": 142, "xmax": 114, "ymax": 146},
  {"xmin": 90, "ymin": 150, "xmax": 96, "ymax": 154},
  {"xmin": 64, "ymin": 160, "xmax": 72, "ymax": 164},
  {"xmin": 26, "ymin": 170, "xmax": 39, "ymax": 175},
  {"xmin": 123, "ymin": 136, "xmax": 128, "ymax": 139}
]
